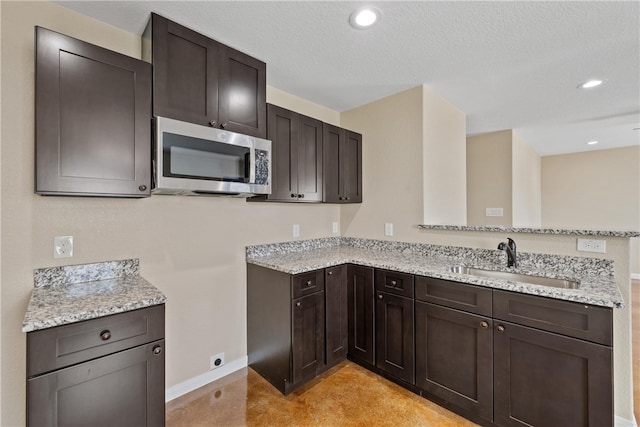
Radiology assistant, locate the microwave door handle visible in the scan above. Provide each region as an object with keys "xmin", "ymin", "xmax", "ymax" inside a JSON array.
[{"xmin": 248, "ymin": 147, "xmax": 256, "ymax": 184}]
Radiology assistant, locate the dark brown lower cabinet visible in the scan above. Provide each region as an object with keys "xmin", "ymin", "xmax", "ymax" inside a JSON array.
[
  {"xmin": 375, "ymin": 292, "xmax": 414, "ymax": 384},
  {"xmin": 27, "ymin": 340, "xmax": 165, "ymax": 427},
  {"xmin": 248, "ymin": 264, "xmax": 339, "ymax": 394},
  {"xmin": 347, "ymin": 264, "xmax": 375, "ymax": 366},
  {"xmin": 292, "ymin": 292, "xmax": 325, "ymax": 385},
  {"xmin": 493, "ymin": 321, "xmax": 613, "ymax": 427},
  {"xmin": 415, "ymin": 302, "xmax": 493, "ymax": 423},
  {"xmin": 26, "ymin": 305, "xmax": 165, "ymax": 427},
  {"xmin": 325, "ymin": 265, "xmax": 348, "ymax": 367}
]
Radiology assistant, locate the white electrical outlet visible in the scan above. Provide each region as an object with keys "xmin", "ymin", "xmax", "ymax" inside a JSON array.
[
  {"xmin": 332, "ymin": 222, "xmax": 339, "ymax": 234},
  {"xmin": 210, "ymin": 352, "xmax": 225, "ymax": 370},
  {"xmin": 293, "ymin": 224, "xmax": 300, "ymax": 237},
  {"xmin": 54, "ymin": 236, "xmax": 73, "ymax": 259},
  {"xmin": 384, "ymin": 223, "xmax": 393, "ymax": 236},
  {"xmin": 577, "ymin": 238, "xmax": 606, "ymax": 253}
]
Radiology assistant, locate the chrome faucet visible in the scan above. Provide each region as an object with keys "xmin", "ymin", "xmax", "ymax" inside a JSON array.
[{"xmin": 498, "ymin": 238, "xmax": 517, "ymax": 268}]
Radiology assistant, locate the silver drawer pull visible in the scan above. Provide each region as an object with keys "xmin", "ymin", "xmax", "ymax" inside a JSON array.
[
  {"xmin": 100, "ymin": 330, "xmax": 111, "ymax": 341},
  {"xmin": 306, "ymin": 280, "xmax": 313, "ymax": 287},
  {"xmin": 153, "ymin": 345, "xmax": 163, "ymax": 355}
]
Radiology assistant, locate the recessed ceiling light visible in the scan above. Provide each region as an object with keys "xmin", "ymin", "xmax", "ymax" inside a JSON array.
[
  {"xmin": 587, "ymin": 140, "xmax": 599, "ymax": 145},
  {"xmin": 349, "ymin": 7, "xmax": 381, "ymax": 29},
  {"xmin": 578, "ymin": 79, "xmax": 604, "ymax": 89}
]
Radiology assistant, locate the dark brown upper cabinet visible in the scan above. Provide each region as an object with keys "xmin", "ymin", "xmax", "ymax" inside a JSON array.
[
  {"xmin": 35, "ymin": 27, "xmax": 151, "ymax": 197},
  {"xmin": 144, "ymin": 13, "xmax": 266, "ymax": 138},
  {"xmin": 251, "ymin": 104, "xmax": 322, "ymax": 202},
  {"xmin": 323, "ymin": 124, "xmax": 362, "ymax": 203}
]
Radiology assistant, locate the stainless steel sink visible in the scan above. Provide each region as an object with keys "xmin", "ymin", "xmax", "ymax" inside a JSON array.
[{"xmin": 448, "ymin": 265, "xmax": 580, "ymax": 289}]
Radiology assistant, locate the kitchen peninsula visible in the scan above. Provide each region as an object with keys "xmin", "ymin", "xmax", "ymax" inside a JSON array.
[{"xmin": 247, "ymin": 236, "xmax": 626, "ymax": 426}]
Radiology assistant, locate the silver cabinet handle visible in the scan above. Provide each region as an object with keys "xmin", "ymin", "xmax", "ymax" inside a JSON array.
[
  {"xmin": 138, "ymin": 185, "xmax": 147, "ymax": 191},
  {"xmin": 100, "ymin": 330, "xmax": 111, "ymax": 341},
  {"xmin": 480, "ymin": 321, "xmax": 489, "ymax": 329},
  {"xmin": 153, "ymin": 345, "xmax": 163, "ymax": 355},
  {"xmin": 378, "ymin": 294, "xmax": 383, "ymax": 299},
  {"xmin": 220, "ymin": 122, "xmax": 228, "ymax": 129},
  {"xmin": 209, "ymin": 120, "xmax": 217, "ymax": 127},
  {"xmin": 496, "ymin": 325, "xmax": 506, "ymax": 333},
  {"xmin": 296, "ymin": 302, "xmax": 301, "ymax": 307}
]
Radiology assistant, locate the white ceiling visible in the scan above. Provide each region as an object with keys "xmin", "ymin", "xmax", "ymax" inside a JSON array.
[{"xmin": 54, "ymin": 1, "xmax": 640, "ymax": 156}]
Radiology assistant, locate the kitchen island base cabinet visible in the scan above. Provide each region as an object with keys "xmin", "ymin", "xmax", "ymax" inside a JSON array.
[
  {"xmin": 493, "ymin": 321, "xmax": 613, "ymax": 427},
  {"xmin": 415, "ymin": 302, "xmax": 493, "ymax": 424}
]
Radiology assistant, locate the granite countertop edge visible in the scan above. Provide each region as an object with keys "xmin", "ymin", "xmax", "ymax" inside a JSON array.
[
  {"xmin": 247, "ymin": 247, "xmax": 623, "ymax": 309},
  {"xmin": 418, "ymin": 224, "xmax": 640, "ymax": 237},
  {"xmin": 22, "ymin": 275, "xmax": 167, "ymax": 333}
]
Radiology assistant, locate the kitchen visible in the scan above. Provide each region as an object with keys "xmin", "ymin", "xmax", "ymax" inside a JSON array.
[{"xmin": 2, "ymin": 1, "xmax": 639, "ymax": 426}]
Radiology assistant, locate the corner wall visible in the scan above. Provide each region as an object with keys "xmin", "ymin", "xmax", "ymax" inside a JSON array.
[{"xmin": 512, "ymin": 131, "xmax": 541, "ymax": 227}]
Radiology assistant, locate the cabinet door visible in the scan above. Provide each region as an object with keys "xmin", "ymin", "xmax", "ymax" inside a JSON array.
[
  {"xmin": 375, "ymin": 292, "xmax": 414, "ymax": 384},
  {"xmin": 493, "ymin": 321, "xmax": 613, "ymax": 427},
  {"xmin": 322, "ymin": 124, "xmax": 362, "ymax": 203},
  {"xmin": 151, "ymin": 13, "xmax": 219, "ymax": 127},
  {"xmin": 266, "ymin": 104, "xmax": 299, "ymax": 201},
  {"xmin": 347, "ymin": 265, "xmax": 375, "ymax": 365},
  {"xmin": 35, "ymin": 27, "xmax": 151, "ymax": 197},
  {"xmin": 297, "ymin": 114, "xmax": 324, "ymax": 201},
  {"xmin": 325, "ymin": 265, "xmax": 348, "ymax": 367},
  {"xmin": 322, "ymin": 123, "xmax": 344, "ymax": 203},
  {"xmin": 343, "ymin": 130, "xmax": 363, "ymax": 203},
  {"xmin": 27, "ymin": 340, "xmax": 165, "ymax": 427},
  {"xmin": 218, "ymin": 45, "xmax": 267, "ymax": 138},
  {"xmin": 415, "ymin": 302, "xmax": 493, "ymax": 423},
  {"xmin": 292, "ymin": 292, "xmax": 325, "ymax": 385}
]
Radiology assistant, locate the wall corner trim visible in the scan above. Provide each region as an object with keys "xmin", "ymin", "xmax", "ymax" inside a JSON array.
[{"xmin": 165, "ymin": 356, "xmax": 248, "ymax": 402}]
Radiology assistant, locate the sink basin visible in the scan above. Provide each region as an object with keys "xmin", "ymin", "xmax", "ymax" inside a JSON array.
[{"xmin": 448, "ymin": 265, "xmax": 580, "ymax": 289}]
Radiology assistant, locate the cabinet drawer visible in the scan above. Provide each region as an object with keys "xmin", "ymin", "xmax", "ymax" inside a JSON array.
[
  {"xmin": 375, "ymin": 269, "xmax": 414, "ymax": 298},
  {"xmin": 493, "ymin": 290, "xmax": 612, "ymax": 345},
  {"xmin": 415, "ymin": 276, "xmax": 492, "ymax": 317},
  {"xmin": 291, "ymin": 270, "xmax": 324, "ymax": 299},
  {"xmin": 27, "ymin": 304, "xmax": 165, "ymax": 377}
]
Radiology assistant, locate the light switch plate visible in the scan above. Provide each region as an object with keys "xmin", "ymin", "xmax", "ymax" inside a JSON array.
[
  {"xmin": 293, "ymin": 224, "xmax": 300, "ymax": 237},
  {"xmin": 384, "ymin": 223, "xmax": 393, "ymax": 236},
  {"xmin": 486, "ymin": 208, "xmax": 504, "ymax": 217},
  {"xmin": 332, "ymin": 222, "xmax": 339, "ymax": 234}
]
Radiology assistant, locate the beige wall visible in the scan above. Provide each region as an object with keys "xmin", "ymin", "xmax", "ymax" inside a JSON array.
[
  {"xmin": 0, "ymin": 2, "xmax": 340, "ymax": 425},
  {"xmin": 342, "ymin": 100, "xmax": 634, "ymax": 420},
  {"xmin": 466, "ymin": 130, "xmax": 513, "ymax": 226},
  {"xmin": 339, "ymin": 86, "xmax": 424, "ymax": 240},
  {"xmin": 422, "ymin": 85, "xmax": 467, "ymax": 225},
  {"xmin": 512, "ymin": 131, "xmax": 541, "ymax": 227},
  {"xmin": 542, "ymin": 146, "xmax": 640, "ymax": 275}
]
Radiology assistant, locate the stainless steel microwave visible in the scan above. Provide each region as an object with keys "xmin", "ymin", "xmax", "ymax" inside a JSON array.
[{"xmin": 153, "ymin": 117, "xmax": 271, "ymax": 196}]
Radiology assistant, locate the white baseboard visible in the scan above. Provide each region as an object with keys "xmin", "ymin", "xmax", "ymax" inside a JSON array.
[
  {"xmin": 165, "ymin": 356, "xmax": 248, "ymax": 402},
  {"xmin": 631, "ymin": 273, "xmax": 640, "ymax": 280},
  {"xmin": 616, "ymin": 414, "xmax": 638, "ymax": 427}
]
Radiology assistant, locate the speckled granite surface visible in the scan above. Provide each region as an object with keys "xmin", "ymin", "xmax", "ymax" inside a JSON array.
[
  {"xmin": 247, "ymin": 238, "xmax": 623, "ymax": 308},
  {"xmin": 23, "ymin": 259, "xmax": 166, "ymax": 332},
  {"xmin": 418, "ymin": 224, "xmax": 640, "ymax": 237}
]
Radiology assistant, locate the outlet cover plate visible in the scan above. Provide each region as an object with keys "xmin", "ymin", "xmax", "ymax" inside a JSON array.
[
  {"xmin": 54, "ymin": 236, "xmax": 73, "ymax": 259},
  {"xmin": 577, "ymin": 238, "xmax": 606, "ymax": 253}
]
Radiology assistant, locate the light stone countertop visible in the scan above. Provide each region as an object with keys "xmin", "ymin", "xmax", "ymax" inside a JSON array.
[
  {"xmin": 247, "ymin": 241, "xmax": 624, "ymax": 309},
  {"xmin": 23, "ymin": 259, "xmax": 166, "ymax": 333},
  {"xmin": 418, "ymin": 224, "xmax": 640, "ymax": 237}
]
